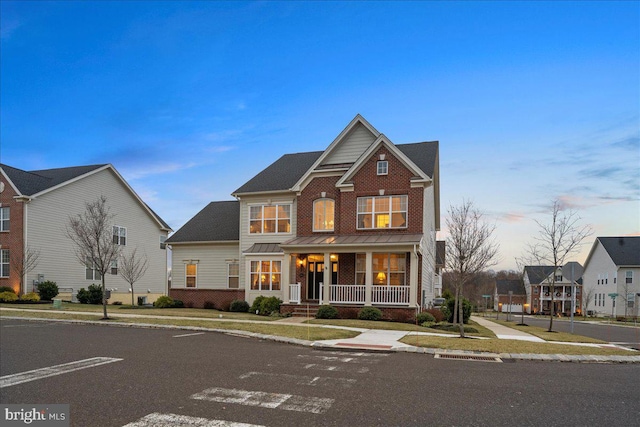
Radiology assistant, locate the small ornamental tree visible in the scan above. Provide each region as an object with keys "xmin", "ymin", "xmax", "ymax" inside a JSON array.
[{"xmin": 119, "ymin": 247, "xmax": 149, "ymax": 307}]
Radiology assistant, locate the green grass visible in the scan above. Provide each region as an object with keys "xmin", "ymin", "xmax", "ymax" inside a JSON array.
[
  {"xmin": 307, "ymin": 319, "xmax": 496, "ymax": 338},
  {"xmin": 0, "ymin": 310, "xmax": 359, "ymax": 341},
  {"xmin": 399, "ymin": 335, "xmax": 635, "ymax": 356},
  {"xmin": 490, "ymin": 319, "xmax": 606, "ymax": 343}
]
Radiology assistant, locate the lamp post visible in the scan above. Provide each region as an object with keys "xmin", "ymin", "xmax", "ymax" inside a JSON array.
[
  {"xmin": 521, "ymin": 303, "xmax": 529, "ymax": 325},
  {"xmin": 497, "ymin": 302, "xmax": 502, "ymax": 320}
]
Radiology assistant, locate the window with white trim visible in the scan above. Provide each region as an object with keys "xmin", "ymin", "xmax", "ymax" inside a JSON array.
[
  {"xmin": 160, "ymin": 235, "xmax": 167, "ymax": 250},
  {"xmin": 186, "ymin": 263, "xmax": 197, "ymax": 288},
  {"xmin": 357, "ymin": 195, "xmax": 407, "ymax": 229},
  {"xmin": 0, "ymin": 249, "xmax": 9, "ymax": 278},
  {"xmin": 250, "ymin": 260, "xmax": 281, "ymax": 291},
  {"xmin": 110, "ymin": 260, "xmax": 118, "ymax": 275},
  {"xmin": 377, "ymin": 161, "xmax": 388, "ymax": 175},
  {"xmin": 313, "ymin": 199, "xmax": 335, "ymax": 232},
  {"xmin": 626, "ymin": 271, "xmax": 633, "ymax": 284},
  {"xmin": 249, "ymin": 204, "xmax": 291, "ymax": 234},
  {"xmin": 0, "ymin": 207, "xmax": 9, "ymax": 231},
  {"xmin": 85, "ymin": 258, "xmax": 102, "ymax": 280},
  {"xmin": 372, "ymin": 253, "xmax": 406, "ymax": 286},
  {"xmin": 356, "ymin": 254, "xmax": 366, "ymax": 285},
  {"xmin": 113, "ymin": 226, "xmax": 127, "ymax": 245},
  {"xmin": 228, "ymin": 262, "xmax": 239, "ymax": 289}
]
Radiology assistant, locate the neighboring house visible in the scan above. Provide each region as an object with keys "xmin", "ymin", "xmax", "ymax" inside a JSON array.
[
  {"xmin": 494, "ymin": 279, "xmax": 525, "ymax": 313},
  {"xmin": 523, "ymin": 263, "xmax": 583, "ymax": 315},
  {"xmin": 434, "ymin": 240, "xmax": 445, "ymax": 298},
  {"xmin": 582, "ymin": 237, "xmax": 640, "ymax": 318},
  {"xmin": 0, "ymin": 163, "xmax": 171, "ymax": 304},
  {"xmin": 167, "ymin": 114, "xmax": 440, "ymax": 316}
]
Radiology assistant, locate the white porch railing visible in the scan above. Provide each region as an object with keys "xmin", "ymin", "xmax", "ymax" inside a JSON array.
[
  {"xmin": 372, "ymin": 286, "xmax": 410, "ymax": 305},
  {"xmin": 329, "ymin": 285, "xmax": 366, "ymax": 304},
  {"xmin": 289, "ymin": 283, "xmax": 301, "ymax": 304}
]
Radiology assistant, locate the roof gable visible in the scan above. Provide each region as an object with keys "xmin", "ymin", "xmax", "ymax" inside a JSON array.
[
  {"xmin": 596, "ymin": 237, "xmax": 640, "ymax": 267},
  {"xmin": 166, "ymin": 201, "xmax": 239, "ymax": 243},
  {"xmin": 0, "ymin": 163, "xmax": 106, "ymax": 196},
  {"xmin": 524, "ymin": 266, "xmax": 556, "ymax": 284},
  {"xmin": 321, "ymin": 121, "xmax": 378, "ymax": 166}
]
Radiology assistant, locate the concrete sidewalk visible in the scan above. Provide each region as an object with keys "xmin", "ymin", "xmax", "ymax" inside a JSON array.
[{"xmin": 471, "ymin": 316, "xmax": 545, "ymax": 342}]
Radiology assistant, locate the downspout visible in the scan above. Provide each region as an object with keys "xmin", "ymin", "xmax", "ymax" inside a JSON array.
[{"xmin": 413, "ymin": 243, "xmax": 420, "ymax": 312}]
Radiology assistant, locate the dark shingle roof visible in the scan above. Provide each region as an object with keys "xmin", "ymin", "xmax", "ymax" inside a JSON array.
[
  {"xmin": 524, "ymin": 266, "xmax": 556, "ymax": 284},
  {"xmin": 232, "ymin": 141, "xmax": 439, "ymax": 195},
  {"xmin": 496, "ymin": 279, "xmax": 525, "ymax": 295},
  {"xmin": 1, "ymin": 163, "xmax": 106, "ymax": 196},
  {"xmin": 166, "ymin": 201, "xmax": 239, "ymax": 243},
  {"xmin": 598, "ymin": 237, "xmax": 640, "ymax": 266}
]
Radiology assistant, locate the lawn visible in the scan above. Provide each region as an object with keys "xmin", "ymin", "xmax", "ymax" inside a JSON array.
[
  {"xmin": 307, "ymin": 319, "xmax": 496, "ymax": 338},
  {"xmin": 490, "ymin": 319, "xmax": 606, "ymax": 343}
]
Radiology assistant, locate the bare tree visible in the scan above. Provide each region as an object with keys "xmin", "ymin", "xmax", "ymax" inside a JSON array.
[
  {"xmin": 445, "ymin": 200, "xmax": 500, "ymax": 337},
  {"xmin": 66, "ymin": 196, "xmax": 121, "ymax": 319},
  {"xmin": 119, "ymin": 247, "xmax": 149, "ymax": 307},
  {"xmin": 10, "ymin": 246, "xmax": 40, "ymax": 293},
  {"xmin": 522, "ymin": 199, "xmax": 592, "ymax": 331},
  {"xmin": 582, "ymin": 286, "xmax": 595, "ymax": 319}
]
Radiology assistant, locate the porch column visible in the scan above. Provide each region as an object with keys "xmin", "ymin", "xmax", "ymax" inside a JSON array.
[
  {"xmin": 323, "ymin": 252, "xmax": 331, "ymax": 304},
  {"xmin": 409, "ymin": 250, "xmax": 419, "ymax": 307},
  {"xmin": 365, "ymin": 252, "xmax": 373, "ymax": 306},
  {"xmin": 282, "ymin": 253, "xmax": 291, "ymax": 303}
]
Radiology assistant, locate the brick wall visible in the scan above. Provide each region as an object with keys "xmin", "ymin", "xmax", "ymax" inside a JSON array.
[
  {"xmin": 0, "ymin": 174, "xmax": 24, "ymax": 294},
  {"xmin": 169, "ymin": 289, "xmax": 245, "ymax": 310}
]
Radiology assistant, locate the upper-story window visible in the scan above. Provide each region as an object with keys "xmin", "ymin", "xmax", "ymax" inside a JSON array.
[
  {"xmin": 85, "ymin": 258, "xmax": 101, "ymax": 281},
  {"xmin": 313, "ymin": 199, "xmax": 335, "ymax": 232},
  {"xmin": 626, "ymin": 271, "xmax": 633, "ymax": 284},
  {"xmin": 113, "ymin": 226, "xmax": 127, "ymax": 245},
  {"xmin": 357, "ymin": 195, "xmax": 407, "ymax": 229},
  {"xmin": 377, "ymin": 161, "xmax": 388, "ymax": 175},
  {"xmin": 249, "ymin": 204, "xmax": 291, "ymax": 234},
  {"xmin": 160, "ymin": 235, "xmax": 167, "ymax": 250},
  {"xmin": 554, "ymin": 274, "xmax": 562, "ymax": 282},
  {"xmin": 0, "ymin": 207, "xmax": 9, "ymax": 231}
]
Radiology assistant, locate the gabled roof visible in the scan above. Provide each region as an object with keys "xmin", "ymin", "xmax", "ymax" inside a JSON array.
[
  {"xmin": 1, "ymin": 163, "xmax": 107, "ymax": 196},
  {"xmin": 166, "ymin": 201, "xmax": 239, "ymax": 244},
  {"xmin": 524, "ymin": 266, "xmax": 556, "ymax": 284},
  {"xmin": 588, "ymin": 237, "xmax": 640, "ymax": 267},
  {"xmin": 496, "ymin": 279, "xmax": 525, "ymax": 295}
]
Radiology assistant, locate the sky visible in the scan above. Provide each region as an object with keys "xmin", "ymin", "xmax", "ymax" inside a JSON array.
[{"xmin": 1, "ymin": 1, "xmax": 639, "ymax": 271}]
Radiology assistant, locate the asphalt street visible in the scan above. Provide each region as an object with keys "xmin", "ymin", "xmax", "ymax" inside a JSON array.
[{"xmin": 1, "ymin": 319, "xmax": 639, "ymax": 427}]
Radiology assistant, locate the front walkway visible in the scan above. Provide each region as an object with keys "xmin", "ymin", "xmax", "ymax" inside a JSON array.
[{"xmin": 471, "ymin": 316, "xmax": 545, "ymax": 342}]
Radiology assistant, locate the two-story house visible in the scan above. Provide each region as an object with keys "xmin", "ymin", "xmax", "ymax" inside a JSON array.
[
  {"xmin": 582, "ymin": 236, "xmax": 640, "ymax": 318},
  {"xmin": 167, "ymin": 115, "xmax": 440, "ymax": 317},
  {"xmin": 523, "ymin": 263, "xmax": 583, "ymax": 315},
  {"xmin": 0, "ymin": 163, "xmax": 171, "ymax": 303}
]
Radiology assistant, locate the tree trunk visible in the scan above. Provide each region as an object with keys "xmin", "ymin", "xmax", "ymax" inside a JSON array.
[
  {"xmin": 131, "ymin": 285, "xmax": 135, "ymax": 307},
  {"xmin": 458, "ymin": 291, "xmax": 465, "ymax": 338},
  {"xmin": 453, "ymin": 287, "xmax": 459, "ymax": 325},
  {"xmin": 548, "ymin": 284, "xmax": 554, "ymax": 332},
  {"xmin": 101, "ymin": 277, "xmax": 108, "ymax": 320}
]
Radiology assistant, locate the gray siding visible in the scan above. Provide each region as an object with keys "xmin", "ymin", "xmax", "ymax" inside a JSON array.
[
  {"xmin": 322, "ymin": 123, "xmax": 376, "ymax": 165},
  {"xmin": 171, "ymin": 243, "xmax": 239, "ymax": 289}
]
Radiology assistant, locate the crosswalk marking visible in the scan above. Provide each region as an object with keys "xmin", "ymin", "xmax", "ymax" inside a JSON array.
[
  {"xmin": 320, "ymin": 351, "xmax": 389, "ymax": 357},
  {"xmin": 191, "ymin": 387, "xmax": 334, "ymax": 414},
  {"xmin": 239, "ymin": 371, "xmax": 356, "ymax": 388},
  {"xmin": 173, "ymin": 332, "xmax": 206, "ymax": 338},
  {"xmin": 122, "ymin": 413, "xmax": 265, "ymax": 427},
  {"xmin": 0, "ymin": 357, "xmax": 123, "ymax": 388},
  {"xmin": 302, "ymin": 363, "xmax": 370, "ymax": 374}
]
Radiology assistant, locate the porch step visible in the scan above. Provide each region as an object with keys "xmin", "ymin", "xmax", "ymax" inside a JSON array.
[{"xmin": 289, "ymin": 306, "xmax": 320, "ymax": 317}]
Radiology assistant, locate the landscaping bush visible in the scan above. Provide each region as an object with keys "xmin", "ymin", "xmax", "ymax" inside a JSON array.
[
  {"xmin": 111, "ymin": 301, "xmax": 123, "ymax": 305},
  {"xmin": 442, "ymin": 297, "xmax": 472, "ymax": 324},
  {"xmin": 426, "ymin": 308, "xmax": 445, "ymax": 323},
  {"xmin": 37, "ymin": 280, "xmax": 59, "ymax": 301},
  {"xmin": 76, "ymin": 284, "xmax": 103, "ymax": 304},
  {"xmin": 428, "ymin": 323, "xmax": 479, "ymax": 334},
  {"xmin": 250, "ymin": 296, "xmax": 282, "ymax": 316},
  {"xmin": 153, "ymin": 295, "xmax": 174, "ymax": 308},
  {"xmin": 230, "ymin": 300, "xmax": 250, "ymax": 312},
  {"xmin": 203, "ymin": 301, "xmax": 216, "ymax": 310},
  {"xmin": 316, "ymin": 305, "xmax": 339, "ymax": 319},
  {"xmin": 416, "ymin": 311, "xmax": 436, "ymax": 324},
  {"xmin": 0, "ymin": 286, "xmax": 16, "ymax": 294},
  {"xmin": 172, "ymin": 299, "xmax": 184, "ymax": 308},
  {"xmin": 358, "ymin": 306, "xmax": 382, "ymax": 321},
  {"xmin": 20, "ymin": 292, "xmax": 40, "ymax": 302},
  {"xmin": 0, "ymin": 291, "xmax": 18, "ymax": 302}
]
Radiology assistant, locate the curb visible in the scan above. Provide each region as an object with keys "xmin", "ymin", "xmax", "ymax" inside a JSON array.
[{"xmin": 3, "ymin": 315, "xmax": 639, "ymax": 364}]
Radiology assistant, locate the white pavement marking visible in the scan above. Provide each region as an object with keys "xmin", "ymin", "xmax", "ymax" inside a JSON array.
[
  {"xmin": 239, "ymin": 371, "xmax": 356, "ymax": 388},
  {"xmin": 122, "ymin": 412, "xmax": 265, "ymax": 427},
  {"xmin": 298, "ymin": 354, "xmax": 379, "ymax": 364},
  {"xmin": 173, "ymin": 332, "xmax": 206, "ymax": 338},
  {"xmin": 191, "ymin": 387, "xmax": 334, "ymax": 414},
  {"xmin": 302, "ymin": 363, "xmax": 370, "ymax": 374},
  {"xmin": 321, "ymin": 351, "xmax": 389, "ymax": 357},
  {"xmin": 0, "ymin": 357, "xmax": 123, "ymax": 388}
]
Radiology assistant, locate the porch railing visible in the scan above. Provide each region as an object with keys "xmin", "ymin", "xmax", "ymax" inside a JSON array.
[
  {"xmin": 372, "ymin": 285, "xmax": 410, "ymax": 305},
  {"xmin": 289, "ymin": 283, "xmax": 301, "ymax": 304},
  {"xmin": 329, "ymin": 285, "xmax": 366, "ymax": 304}
]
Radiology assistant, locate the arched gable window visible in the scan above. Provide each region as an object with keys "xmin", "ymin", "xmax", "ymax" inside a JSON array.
[{"xmin": 313, "ymin": 199, "xmax": 335, "ymax": 232}]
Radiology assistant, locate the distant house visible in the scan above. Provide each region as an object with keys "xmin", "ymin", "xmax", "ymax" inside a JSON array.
[
  {"xmin": 166, "ymin": 114, "xmax": 441, "ymax": 316},
  {"xmin": 582, "ymin": 237, "xmax": 640, "ymax": 317},
  {"xmin": 523, "ymin": 263, "xmax": 583, "ymax": 315},
  {"xmin": 0, "ymin": 163, "xmax": 171, "ymax": 303},
  {"xmin": 494, "ymin": 279, "xmax": 525, "ymax": 313}
]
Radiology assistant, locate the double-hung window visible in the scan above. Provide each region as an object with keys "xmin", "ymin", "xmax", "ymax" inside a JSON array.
[
  {"xmin": 377, "ymin": 161, "xmax": 388, "ymax": 175},
  {"xmin": 228, "ymin": 262, "xmax": 239, "ymax": 289},
  {"xmin": 626, "ymin": 271, "xmax": 633, "ymax": 284},
  {"xmin": 85, "ymin": 258, "xmax": 101, "ymax": 280},
  {"xmin": 313, "ymin": 199, "xmax": 335, "ymax": 232},
  {"xmin": 372, "ymin": 253, "xmax": 406, "ymax": 286},
  {"xmin": 0, "ymin": 207, "xmax": 9, "ymax": 231},
  {"xmin": 110, "ymin": 260, "xmax": 118, "ymax": 275},
  {"xmin": 250, "ymin": 260, "xmax": 281, "ymax": 291},
  {"xmin": 357, "ymin": 195, "xmax": 407, "ymax": 229},
  {"xmin": 186, "ymin": 263, "xmax": 197, "ymax": 288},
  {"xmin": 249, "ymin": 204, "xmax": 291, "ymax": 234},
  {"xmin": 113, "ymin": 226, "xmax": 127, "ymax": 245},
  {"xmin": 0, "ymin": 249, "xmax": 9, "ymax": 278}
]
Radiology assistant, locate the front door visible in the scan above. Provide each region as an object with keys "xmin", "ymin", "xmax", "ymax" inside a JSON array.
[{"xmin": 307, "ymin": 261, "xmax": 324, "ymax": 300}]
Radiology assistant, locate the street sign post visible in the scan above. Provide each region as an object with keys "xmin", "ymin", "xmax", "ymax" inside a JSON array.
[
  {"xmin": 608, "ymin": 293, "xmax": 619, "ymax": 322},
  {"xmin": 482, "ymin": 294, "xmax": 491, "ymax": 317}
]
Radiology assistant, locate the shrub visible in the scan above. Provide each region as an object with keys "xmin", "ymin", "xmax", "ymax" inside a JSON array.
[
  {"xmin": 172, "ymin": 299, "xmax": 184, "ymax": 308},
  {"xmin": 428, "ymin": 323, "xmax": 479, "ymax": 334},
  {"xmin": 250, "ymin": 296, "xmax": 282, "ymax": 316},
  {"xmin": 76, "ymin": 284, "xmax": 103, "ymax": 304},
  {"xmin": 20, "ymin": 292, "xmax": 40, "ymax": 302},
  {"xmin": 0, "ymin": 286, "xmax": 16, "ymax": 294},
  {"xmin": 426, "ymin": 308, "xmax": 445, "ymax": 323},
  {"xmin": 250, "ymin": 296, "xmax": 266, "ymax": 314},
  {"xmin": 443, "ymin": 297, "xmax": 472, "ymax": 324},
  {"xmin": 153, "ymin": 295, "xmax": 174, "ymax": 308},
  {"xmin": 416, "ymin": 312, "xmax": 436, "ymax": 324},
  {"xmin": 358, "ymin": 306, "xmax": 382, "ymax": 321},
  {"xmin": 230, "ymin": 300, "xmax": 250, "ymax": 312},
  {"xmin": 112, "ymin": 301, "xmax": 123, "ymax": 305},
  {"xmin": 37, "ymin": 281, "xmax": 59, "ymax": 301},
  {"xmin": 0, "ymin": 291, "xmax": 18, "ymax": 302},
  {"xmin": 316, "ymin": 305, "xmax": 339, "ymax": 319},
  {"xmin": 203, "ymin": 301, "xmax": 216, "ymax": 310}
]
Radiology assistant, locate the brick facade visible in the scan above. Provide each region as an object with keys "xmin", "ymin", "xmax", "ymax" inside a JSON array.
[
  {"xmin": 0, "ymin": 175, "xmax": 24, "ymax": 294},
  {"xmin": 169, "ymin": 289, "xmax": 245, "ymax": 310}
]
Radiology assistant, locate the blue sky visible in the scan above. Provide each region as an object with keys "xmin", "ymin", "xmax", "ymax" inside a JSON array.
[{"xmin": 2, "ymin": 1, "xmax": 638, "ymax": 270}]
